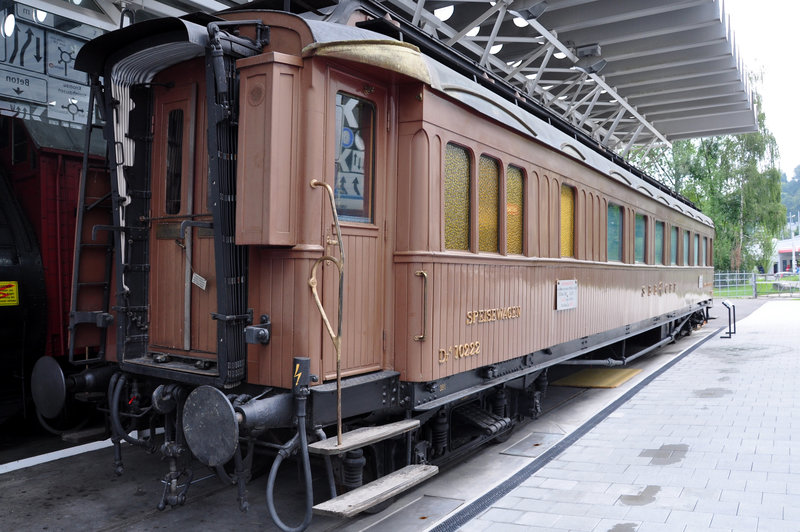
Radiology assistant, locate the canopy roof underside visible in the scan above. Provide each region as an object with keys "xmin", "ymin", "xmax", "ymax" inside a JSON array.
[{"xmin": 38, "ymin": 0, "xmax": 756, "ymax": 153}]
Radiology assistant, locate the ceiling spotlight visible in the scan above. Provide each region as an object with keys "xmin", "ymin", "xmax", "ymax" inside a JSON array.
[
  {"xmin": 2, "ymin": 14, "xmax": 15, "ymax": 37},
  {"xmin": 553, "ymin": 51, "xmax": 567, "ymax": 60},
  {"xmin": 466, "ymin": 26, "xmax": 480, "ymax": 37},
  {"xmin": 434, "ymin": 5, "xmax": 454, "ymax": 21},
  {"xmin": 513, "ymin": 17, "xmax": 528, "ymax": 27},
  {"xmin": 571, "ymin": 43, "xmax": 607, "ymax": 74},
  {"xmin": 490, "ymin": 44, "xmax": 503, "ymax": 55}
]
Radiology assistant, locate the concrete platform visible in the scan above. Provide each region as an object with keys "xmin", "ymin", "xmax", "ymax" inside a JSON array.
[{"xmin": 439, "ymin": 299, "xmax": 800, "ymax": 532}]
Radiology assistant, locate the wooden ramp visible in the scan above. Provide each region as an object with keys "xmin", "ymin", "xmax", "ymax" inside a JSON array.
[{"xmin": 312, "ymin": 464, "xmax": 438, "ymax": 518}]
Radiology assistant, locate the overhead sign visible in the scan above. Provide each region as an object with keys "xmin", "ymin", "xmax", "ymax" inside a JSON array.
[
  {"xmin": 47, "ymin": 79, "xmax": 89, "ymax": 123},
  {"xmin": 0, "ymin": 67, "xmax": 46, "ymax": 103},
  {"xmin": 4, "ymin": 22, "xmax": 45, "ymax": 74},
  {"xmin": 0, "ymin": 98, "xmax": 46, "ymax": 121},
  {"xmin": 46, "ymin": 32, "xmax": 86, "ymax": 84}
]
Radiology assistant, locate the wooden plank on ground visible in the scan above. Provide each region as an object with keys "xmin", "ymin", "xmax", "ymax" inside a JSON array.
[
  {"xmin": 313, "ymin": 464, "xmax": 438, "ymax": 517},
  {"xmin": 307, "ymin": 419, "xmax": 420, "ymax": 455}
]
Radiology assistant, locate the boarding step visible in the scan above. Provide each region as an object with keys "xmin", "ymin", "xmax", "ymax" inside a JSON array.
[
  {"xmin": 312, "ymin": 464, "xmax": 438, "ymax": 518},
  {"xmin": 307, "ymin": 419, "xmax": 420, "ymax": 455}
]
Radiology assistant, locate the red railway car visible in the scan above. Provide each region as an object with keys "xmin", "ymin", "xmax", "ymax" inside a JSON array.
[
  {"xmin": 0, "ymin": 118, "xmax": 106, "ymax": 423},
  {"xmin": 32, "ymin": 2, "xmax": 712, "ymax": 528}
]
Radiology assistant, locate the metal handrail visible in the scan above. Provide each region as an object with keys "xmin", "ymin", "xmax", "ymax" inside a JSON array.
[{"xmin": 308, "ymin": 179, "xmax": 345, "ymax": 445}]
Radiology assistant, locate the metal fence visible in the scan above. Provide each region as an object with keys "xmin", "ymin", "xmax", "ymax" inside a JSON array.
[{"xmin": 714, "ymin": 271, "xmax": 800, "ymax": 298}]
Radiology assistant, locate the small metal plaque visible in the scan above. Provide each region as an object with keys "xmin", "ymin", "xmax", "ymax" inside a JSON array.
[
  {"xmin": 192, "ymin": 273, "xmax": 208, "ymax": 291},
  {"xmin": 556, "ymin": 279, "xmax": 578, "ymax": 310},
  {"xmin": 156, "ymin": 222, "xmax": 180, "ymax": 239}
]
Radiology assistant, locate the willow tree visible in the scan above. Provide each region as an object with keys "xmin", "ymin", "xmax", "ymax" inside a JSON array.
[{"xmin": 629, "ymin": 90, "xmax": 784, "ymax": 271}]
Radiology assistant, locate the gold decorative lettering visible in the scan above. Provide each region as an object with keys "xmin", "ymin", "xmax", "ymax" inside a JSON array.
[
  {"xmin": 438, "ymin": 349, "xmax": 448, "ymax": 364},
  {"xmin": 465, "ymin": 306, "xmax": 522, "ymax": 325}
]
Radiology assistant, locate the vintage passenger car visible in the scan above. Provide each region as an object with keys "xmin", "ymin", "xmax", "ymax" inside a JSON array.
[{"xmin": 32, "ymin": 1, "xmax": 713, "ymax": 527}]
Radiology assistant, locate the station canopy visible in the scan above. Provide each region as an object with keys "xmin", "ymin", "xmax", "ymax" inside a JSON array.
[{"xmin": 17, "ymin": 0, "xmax": 756, "ymax": 154}]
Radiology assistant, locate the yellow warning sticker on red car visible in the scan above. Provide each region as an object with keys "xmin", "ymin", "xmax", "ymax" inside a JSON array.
[{"xmin": 0, "ymin": 281, "xmax": 19, "ymax": 306}]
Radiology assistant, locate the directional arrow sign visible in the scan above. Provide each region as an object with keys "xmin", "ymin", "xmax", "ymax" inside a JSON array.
[
  {"xmin": 0, "ymin": 68, "xmax": 47, "ymax": 103},
  {"xmin": 47, "ymin": 32, "xmax": 87, "ymax": 84},
  {"xmin": 47, "ymin": 79, "xmax": 89, "ymax": 123},
  {"xmin": 6, "ymin": 22, "xmax": 45, "ymax": 74}
]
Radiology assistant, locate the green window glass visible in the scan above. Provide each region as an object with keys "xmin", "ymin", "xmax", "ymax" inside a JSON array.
[
  {"xmin": 334, "ymin": 92, "xmax": 375, "ymax": 223},
  {"xmin": 634, "ymin": 214, "xmax": 646, "ymax": 263},
  {"xmin": 478, "ymin": 156, "xmax": 499, "ymax": 252},
  {"xmin": 670, "ymin": 227, "xmax": 678, "ymax": 265},
  {"xmin": 694, "ymin": 234, "xmax": 700, "ymax": 266},
  {"xmin": 655, "ymin": 221, "xmax": 665, "ymax": 265},
  {"xmin": 683, "ymin": 230, "xmax": 690, "ymax": 266},
  {"xmin": 607, "ymin": 203, "xmax": 623, "ymax": 262},
  {"xmin": 444, "ymin": 144, "xmax": 470, "ymax": 250},
  {"xmin": 506, "ymin": 166, "xmax": 524, "ymax": 255}
]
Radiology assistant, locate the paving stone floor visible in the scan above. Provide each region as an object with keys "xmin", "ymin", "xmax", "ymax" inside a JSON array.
[{"xmin": 461, "ymin": 300, "xmax": 800, "ymax": 532}]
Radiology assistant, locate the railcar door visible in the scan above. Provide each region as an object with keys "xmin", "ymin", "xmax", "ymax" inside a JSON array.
[
  {"xmin": 322, "ymin": 71, "xmax": 388, "ymax": 378},
  {"xmin": 148, "ymin": 72, "xmax": 217, "ymax": 362}
]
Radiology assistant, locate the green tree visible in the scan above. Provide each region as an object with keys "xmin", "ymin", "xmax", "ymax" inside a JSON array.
[{"xmin": 630, "ymin": 88, "xmax": 785, "ymax": 271}]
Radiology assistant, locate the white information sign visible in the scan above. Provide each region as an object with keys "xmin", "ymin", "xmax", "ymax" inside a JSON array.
[
  {"xmin": 556, "ymin": 279, "xmax": 578, "ymax": 311},
  {"xmin": 47, "ymin": 79, "xmax": 90, "ymax": 123},
  {"xmin": 0, "ymin": 67, "xmax": 46, "ymax": 103},
  {"xmin": 46, "ymin": 32, "xmax": 86, "ymax": 83},
  {"xmin": 4, "ymin": 22, "xmax": 46, "ymax": 74},
  {"xmin": 0, "ymin": 98, "xmax": 46, "ymax": 121}
]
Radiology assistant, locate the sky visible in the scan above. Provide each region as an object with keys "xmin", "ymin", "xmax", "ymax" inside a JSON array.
[{"xmin": 724, "ymin": 0, "xmax": 800, "ymax": 179}]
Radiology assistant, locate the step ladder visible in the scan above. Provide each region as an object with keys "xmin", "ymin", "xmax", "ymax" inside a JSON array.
[
  {"xmin": 308, "ymin": 419, "xmax": 438, "ymax": 518},
  {"xmin": 68, "ymin": 74, "xmax": 114, "ymax": 365}
]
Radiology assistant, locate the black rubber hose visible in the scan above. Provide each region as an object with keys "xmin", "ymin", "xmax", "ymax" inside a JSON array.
[
  {"xmin": 110, "ymin": 374, "xmax": 153, "ymax": 450},
  {"xmin": 266, "ymin": 414, "xmax": 313, "ymax": 530}
]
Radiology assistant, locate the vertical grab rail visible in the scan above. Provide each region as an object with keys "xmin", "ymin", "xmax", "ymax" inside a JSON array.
[
  {"xmin": 413, "ymin": 271, "xmax": 428, "ymax": 341},
  {"xmin": 308, "ymin": 180, "xmax": 345, "ymax": 445}
]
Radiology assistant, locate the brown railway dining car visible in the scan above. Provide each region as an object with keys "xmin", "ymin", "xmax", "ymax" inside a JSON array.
[{"xmin": 31, "ymin": 1, "xmax": 713, "ymax": 528}]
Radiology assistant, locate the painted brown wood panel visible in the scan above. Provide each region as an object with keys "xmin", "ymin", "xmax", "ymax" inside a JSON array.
[{"xmin": 396, "ymin": 255, "xmax": 713, "ymax": 382}]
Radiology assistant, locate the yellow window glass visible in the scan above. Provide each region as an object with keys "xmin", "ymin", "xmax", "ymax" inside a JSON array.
[
  {"xmin": 560, "ymin": 185, "xmax": 574, "ymax": 257},
  {"xmin": 506, "ymin": 166, "xmax": 524, "ymax": 255},
  {"xmin": 478, "ymin": 155, "xmax": 499, "ymax": 252},
  {"xmin": 444, "ymin": 144, "xmax": 470, "ymax": 250}
]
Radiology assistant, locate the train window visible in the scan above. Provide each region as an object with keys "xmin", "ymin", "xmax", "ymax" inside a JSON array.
[
  {"xmin": 607, "ymin": 203, "xmax": 623, "ymax": 262},
  {"xmin": 634, "ymin": 214, "xmax": 646, "ymax": 263},
  {"xmin": 694, "ymin": 234, "xmax": 700, "ymax": 266},
  {"xmin": 334, "ymin": 93, "xmax": 375, "ymax": 223},
  {"xmin": 506, "ymin": 165, "xmax": 524, "ymax": 255},
  {"xmin": 683, "ymin": 230, "xmax": 690, "ymax": 265},
  {"xmin": 702, "ymin": 237, "xmax": 708, "ymax": 266},
  {"xmin": 560, "ymin": 185, "xmax": 575, "ymax": 258},
  {"xmin": 444, "ymin": 143, "xmax": 471, "ymax": 250},
  {"xmin": 478, "ymin": 156, "xmax": 500, "ymax": 252},
  {"xmin": 655, "ymin": 221, "xmax": 665, "ymax": 265},
  {"xmin": 670, "ymin": 227, "xmax": 678, "ymax": 265},
  {"xmin": 165, "ymin": 109, "xmax": 184, "ymax": 215}
]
